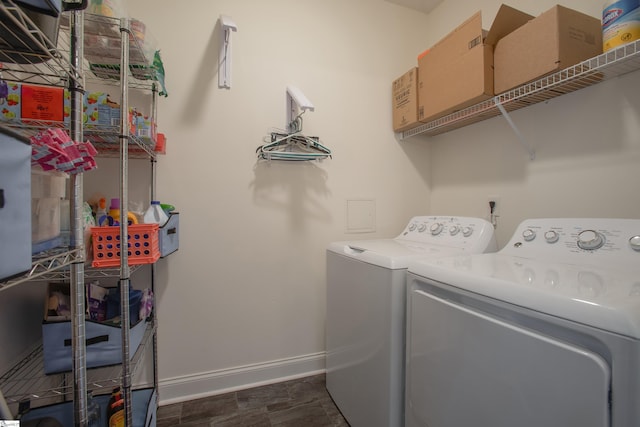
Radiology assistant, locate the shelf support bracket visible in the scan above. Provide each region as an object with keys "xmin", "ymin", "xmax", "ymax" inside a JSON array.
[{"xmin": 494, "ymin": 97, "xmax": 535, "ymax": 161}]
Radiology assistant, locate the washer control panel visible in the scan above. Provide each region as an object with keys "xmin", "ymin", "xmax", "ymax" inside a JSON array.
[
  {"xmin": 398, "ymin": 216, "xmax": 497, "ymax": 253},
  {"xmin": 505, "ymin": 218, "xmax": 640, "ymax": 266}
]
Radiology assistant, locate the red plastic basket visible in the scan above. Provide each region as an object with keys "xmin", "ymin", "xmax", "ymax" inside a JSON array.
[{"xmin": 91, "ymin": 224, "xmax": 160, "ymax": 268}]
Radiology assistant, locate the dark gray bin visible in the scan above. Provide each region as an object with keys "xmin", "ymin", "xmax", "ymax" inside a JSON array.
[{"xmin": 0, "ymin": 126, "xmax": 32, "ymax": 282}]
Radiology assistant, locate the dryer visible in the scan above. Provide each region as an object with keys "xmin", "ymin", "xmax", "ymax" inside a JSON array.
[
  {"xmin": 405, "ymin": 218, "xmax": 640, "ymax": 427},
  {"xmin": 326, "ymin": 216, "xmax": 496, "ymax": 427}
]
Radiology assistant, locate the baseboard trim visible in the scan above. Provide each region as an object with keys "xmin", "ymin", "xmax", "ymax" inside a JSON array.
[{"xmin": 158, "ymin": 351, "xmax": 326, "ymax": 405}]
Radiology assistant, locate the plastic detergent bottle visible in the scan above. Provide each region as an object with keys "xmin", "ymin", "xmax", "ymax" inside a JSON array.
[
  {"xmin": 143, "ymin": 200, "xmax": 169, "ymax": 226},
  {"xmin": 96, "ymin": 197, "xmax": 108, "ymax": 226},
  {"xmin": 107, "ymin": 197, "xmax": 139, "ymax": 226},
  {"xmin": 107, "ymin": 387, "xmax": 124, "ymax": 427}
]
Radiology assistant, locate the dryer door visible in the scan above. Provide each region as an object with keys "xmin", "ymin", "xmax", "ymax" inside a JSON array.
[{"xmin": 406, "ymin": 287, "xmax": 610, "ymax": 427}]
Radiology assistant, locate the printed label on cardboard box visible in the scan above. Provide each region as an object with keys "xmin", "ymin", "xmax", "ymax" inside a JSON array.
[{"xmin": 21, "ymin": 84, "xmax": 64, "ymax": 122}]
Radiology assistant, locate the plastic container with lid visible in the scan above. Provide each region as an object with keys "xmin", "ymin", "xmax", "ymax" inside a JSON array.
[{"xmin": 603, "ymin": 0, "xmax": 640, "ymax": 51}]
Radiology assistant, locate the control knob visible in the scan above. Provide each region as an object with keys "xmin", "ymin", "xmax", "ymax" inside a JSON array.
[
  {"xmin": 417, "ymin": 223, "xmax": 427, "ymax": 233},
  {"xmin": 430, "ymin": 223, "xmax": 444, "ymax": 235},
  {"xmin": 408, "ymin": 223, "xmax": 417, "ymax": 231},
  {"xmin": 629, "ymin": 235, "xmax": 640, "ymax": 252},
  {"xmin": 544, "ymin": 230, "xmax": 559, "ymax": 244},
  {"xmin": 462, "ymin": 226, "xmax": 473, "ymax": 237},
  {"xmin": 577, "ymin": 230, "xmax": 605, "ymax": 251},
  {"xmin": 449, "ymin": 225, "xmax": 461, "ymax": 236},
  {"xmin": 522, "ymin": 229, "xmax": 536, "ymax": 242}
]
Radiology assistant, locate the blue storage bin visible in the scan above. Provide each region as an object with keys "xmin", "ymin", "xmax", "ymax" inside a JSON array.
[
  {"xmin": 20, "ymin": 387, "xmax": 157, "ymax": 427},
  {"xmin": 0, "ymin": 126, "xmax": 32, "ymax": 282},
  {"xmin": 106, "ymin": 287, "xmax": 143, "ymax": 325},
  {"xmin": 42, "ymin": 317, "xmax": 147, "ymax": 374},
  {"xmin": 159, "ymin": 212, "xmax": 179, "ymax": 257}
]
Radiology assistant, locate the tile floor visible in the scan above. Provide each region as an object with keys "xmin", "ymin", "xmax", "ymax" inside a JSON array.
[{"xmin": 157, "ymin": 374, "xmax": 350, "ymax": 426}]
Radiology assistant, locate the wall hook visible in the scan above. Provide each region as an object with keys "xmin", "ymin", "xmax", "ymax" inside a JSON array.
[{"xmin": 218, "ymin": 15, "xmax": 238, "ymax": 89}]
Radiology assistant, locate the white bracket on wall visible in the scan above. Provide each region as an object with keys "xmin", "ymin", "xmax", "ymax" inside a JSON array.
[
  {"xmin": 286, "ymin": 85, "xmax": 315, "ymax": 132},
  {"xmin": 494, "ymin": 97, "xmax": 536, "ymax": 161},
  {"xmin": 218, "ymin": 15, "xmax": 238, "ymax": 89}
]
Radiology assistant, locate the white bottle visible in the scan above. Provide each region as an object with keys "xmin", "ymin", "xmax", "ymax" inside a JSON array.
[{"xmin": 143, "ymin": 200, "xmax": 169, "ymax": 226}]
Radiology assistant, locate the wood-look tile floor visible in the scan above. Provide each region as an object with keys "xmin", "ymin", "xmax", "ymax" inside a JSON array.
[{"xmin": 157, "ymin": 374, "xmax": 350, "ymax": 426}]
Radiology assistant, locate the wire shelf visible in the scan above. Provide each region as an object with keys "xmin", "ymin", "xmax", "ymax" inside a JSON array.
[
  {"xmin": 84, "ymin": 125, "xmax": 157, "ymax": 159},
  {"xmin": 0, "ymin": 248, "xmax": 83, "ymax": 292},
  {"xmin": 0, "ymin": 0, "xmax": 82, "ymax": 87},
  {"xmin": 0, "ymin": 120, "xmax": 157, "ymax": 159},
  {"xmin": 401, "ymin": 39, "xmax": 640, "ymax": 139},
  {"xmin": 0, "ymin": 319, "xmax": 156, "ymax": 414},
  {"xmin": 78, "ymin": 13, "xmax": 157, "ymax": 90}
]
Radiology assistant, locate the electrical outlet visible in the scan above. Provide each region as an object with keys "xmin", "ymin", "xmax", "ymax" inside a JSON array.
[{"xmin": 487, "ymin": 195, "xmax": 500, "ymax": 217}]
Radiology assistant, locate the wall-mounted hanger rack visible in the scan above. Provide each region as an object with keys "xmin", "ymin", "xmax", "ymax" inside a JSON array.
[{"xmin": 257, "ymin": 86, "xmax": 332, "ymax": 161}]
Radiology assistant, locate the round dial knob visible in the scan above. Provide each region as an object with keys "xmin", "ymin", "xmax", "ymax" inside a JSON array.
[
  {"xmin": 449, "ymin": 225, "xmax": 461, "ymax": 236},
  {"xmin": 408, "ymin": 223, "xmax": 417, "ymax": 231},
  {"xmin": 417, "ymin": 223, "xmax": 427, "ymax": 233},
  {"xmin": 544, "ymin": 230, "xmax": 559, "ymax": 244},
  {"xmin": 522, "ymin": 229, "xmax": 536, "ymax": 242},
  {"xmin": 577, "ymin": 230, "xmax": 605, "ymax": 251},
  {"xmin": 462, "ymin": 226, "xmax": 473, "ymax": 237},
  {"xmin": 430, "ymin": 223, "xmax": 444, "ymax": 235},
  {"xmin": 630, "ymin": 235, "xmax": 640, "ymax": 252}
]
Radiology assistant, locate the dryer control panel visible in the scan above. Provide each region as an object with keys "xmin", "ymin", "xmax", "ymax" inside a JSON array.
[
  {"xmin": 503, "ymin": 218, "xmax": 640, "ymax": 267},
  {"xmin": 398, "ymin": 216, "xmax": 497, "ymax": 253}
]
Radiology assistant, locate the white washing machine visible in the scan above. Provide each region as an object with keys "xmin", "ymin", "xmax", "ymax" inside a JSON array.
[
  {"xmin": 326, "ymin": 216, "xmax": 496, "ymax": 427},
  {"xmin": 405, "ymin": 218, "xmax": 640, "ymax": 427}
]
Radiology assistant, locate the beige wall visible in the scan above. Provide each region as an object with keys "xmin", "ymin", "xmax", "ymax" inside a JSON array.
[
  {"xmin": 85, "ymin": 0, "xmax": 640, "ymax": 404},
  {"xmin": 418, "ymin": 0, "xmax": 640, "ymax": 247},
  {"xmin": 119, "ymin": 0, "xmax": 432, "ymax": 402}
]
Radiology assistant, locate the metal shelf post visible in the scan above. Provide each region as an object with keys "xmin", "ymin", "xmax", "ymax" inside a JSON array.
[
  {"xmin": 118, "ymin": 17, "xmax": 133, "ymax": 427},
  {"xmin": 69, "ymin": 10, "xmax": 87, "ymax": 426}
]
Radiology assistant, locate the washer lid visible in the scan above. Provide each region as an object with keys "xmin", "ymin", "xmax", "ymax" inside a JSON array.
[
  {"xmin": 409, "ymin": 254, "xmax": 640, "ymax": 339},
  {"xmin": 327, "ymin": 239, "xmax": 467, "ymax": 269}
]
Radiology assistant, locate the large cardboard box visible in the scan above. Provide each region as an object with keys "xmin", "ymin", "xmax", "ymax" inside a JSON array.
[
  {"xmin": 494, "ymin": 5, "xmax": 602, "ymax": 94},
  {"xmin": 418, "ymin": 5, "xmax": 533, "ymax": 123},
  {"xmin": 392, "ymin": 67, "xmax": 419, "ymax": 132}
]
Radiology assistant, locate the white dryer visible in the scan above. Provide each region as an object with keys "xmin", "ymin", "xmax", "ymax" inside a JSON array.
[
  {"xmin": 405, "ymin": 218, "xmax": 640, "ymax": 427},
  {"xmin": 326, "ymin": 216, "xmax": 496, "ymax": 427}
]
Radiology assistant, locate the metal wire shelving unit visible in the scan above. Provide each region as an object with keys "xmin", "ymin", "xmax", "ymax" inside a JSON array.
[
  {"xmin": 1, "ymin": 4, "xmax": 161, "ymax": 426},
  {"xmin": 400, "ymin": 39, "xmax": 640, "ymax": 151}
]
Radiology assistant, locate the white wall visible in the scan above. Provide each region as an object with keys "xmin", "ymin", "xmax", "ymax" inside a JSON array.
[
  {"xmin": 118, "ymin": 0, "xmax": 432, "ymax": 403},
  {"xmin": 417, "ymin": 0, "xmax": 640, "ymax": 247},
  {"xmin": 2, "ymin": 0, "xmax": 636, "ymax": 410}
]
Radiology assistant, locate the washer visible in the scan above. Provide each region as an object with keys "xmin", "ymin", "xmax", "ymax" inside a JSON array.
[
  {"xmin": 326, "ymin": 216, "xmax": 496, "ymax": 427},
  {"xmin": 405, "ymin": 218, "xmax": 640, "ymax": 427}
]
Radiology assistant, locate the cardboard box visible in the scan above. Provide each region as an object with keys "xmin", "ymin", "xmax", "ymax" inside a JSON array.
[
  {"xmin": 0, "ymin": 82, "xmax": 21, "ymax": 122},
  {"xmin": 0, "ymin": 83, "xmax": 66, "ymax": 124},
  {"xmin": 83, "ymin": 91, "xmax": 114, "ymax": 126},
  {"xmin": 494, "ymin": 5, "xmax": 602, "ymax": 94},
  {"xmin": 392, "ymin": 67, "xmax": 419, "ymax": 132},
  {"xmin": 418, "ymin": 5, "xmax": 533, "ymax": 123}
]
